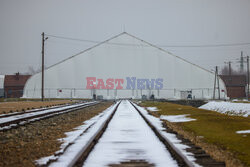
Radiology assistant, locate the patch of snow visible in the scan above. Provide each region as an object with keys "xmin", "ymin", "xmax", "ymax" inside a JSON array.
[
  {"xmin": 36, "ymin": 155, "xmax": 57, "ymax": 165},
  {"xmin": 232, "ymin": 99, "xmax": 239, "ymax": 102},
  {"xmin": 146, "ymin": 107, "xmax": 159, "ymax": 112},
  {"xmin": 236, "ymin": 130, "xmax": 250, "ymax": 134},
  {"xmin": 199, "ymin": 101, "xmax": 250, "ymax": 117},
  {"xmin": 160, "ymin": 114, "xmax": 196, "ymax": 123},
  {"xmin": 35, "ymin": 111, "xmax": 104, "ymax": 166}
]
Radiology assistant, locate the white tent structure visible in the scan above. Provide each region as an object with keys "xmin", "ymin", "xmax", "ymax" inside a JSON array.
[{"xmin": 23, "ymin": 32, "xmax": 227, "ymax": 99}]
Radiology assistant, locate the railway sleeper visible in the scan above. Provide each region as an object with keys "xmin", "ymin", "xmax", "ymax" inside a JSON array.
[{"xmin": 161, "ymin": 122, "xmax": 225, "ymax": 167}]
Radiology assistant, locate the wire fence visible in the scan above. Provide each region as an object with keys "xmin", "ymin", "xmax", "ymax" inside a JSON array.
[{"xmin": 20, "ymin": 88, "xmax": 226, "ymax": 100}]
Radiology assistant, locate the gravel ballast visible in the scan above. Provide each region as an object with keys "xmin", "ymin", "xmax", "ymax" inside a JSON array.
[{"xmin": 0, "ymin": 101, "xmax": 112, "ymax": 167}]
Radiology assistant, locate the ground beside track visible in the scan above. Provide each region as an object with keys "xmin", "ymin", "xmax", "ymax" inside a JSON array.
[
  {"xmin": 139, "ymin": 101, "xmax": 250, "ymax": 167},
  {"xmin": 0, "ymin": 101, "xmax": 112, "ymax": 167}
]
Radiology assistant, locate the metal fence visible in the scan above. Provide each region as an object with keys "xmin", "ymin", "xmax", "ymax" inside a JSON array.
[{"xmin": 22, "ymin": 88, "xmax": 226, "ymax": 100}]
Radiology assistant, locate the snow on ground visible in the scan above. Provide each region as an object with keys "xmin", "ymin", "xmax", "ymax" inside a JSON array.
[
  {"xmin": 199, "ymin": 101, "xmax": 250, "ymax": 117},
  {"xmin": 236, "ymin": 130, "xmax": 250, "ymax": 134},
  {"xmin": 36, "ymin": 112, "xmax": 105, "ymax": 165},
  {"xmin": 84, "ymin": 100, "xmax": 178, "ymax": 167},
  {"xmin": 160, "ymin": 114, "xmax": 196, "ymax": 123},
  {"xmin": 146, "ymin": 107, "xmax": 159, "ymax": 112}
]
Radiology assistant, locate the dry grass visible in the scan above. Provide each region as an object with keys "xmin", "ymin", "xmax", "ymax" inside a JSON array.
[{"xmin": 140, "ymin": 101, "xmax": 250, "ymax": 167}]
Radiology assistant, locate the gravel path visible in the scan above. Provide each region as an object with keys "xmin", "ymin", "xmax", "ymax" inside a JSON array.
[{"xmin": 0, "ymin": 101, "xmax": 112, "ymax": 167}]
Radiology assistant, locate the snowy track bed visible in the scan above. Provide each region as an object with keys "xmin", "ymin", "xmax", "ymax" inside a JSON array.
[
  {"xmin": 38, "ymin": 100, "xmax": 224, "ymax": 167},
  {"xmin": 0, "ymin": 101, "xmax": 99, "ymax": 131}
]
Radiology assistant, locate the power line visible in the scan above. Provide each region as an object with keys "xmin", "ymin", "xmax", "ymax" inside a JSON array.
[
  {"xmin": 45, "ymin": 34, "xmax": 100, "ymax": 44},
  {"xmin": 45, "ymin": 33, "xmax": 250, "ymax": 48},
  {"xmin": 158, "ymin": 42, "xmax": 250, "ymax": 48}
]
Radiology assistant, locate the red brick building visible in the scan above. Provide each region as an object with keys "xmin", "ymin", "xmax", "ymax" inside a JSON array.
[
  {"xmin": 219, "ymin": 75, "xmax": 246, "ymax": 99},
  {"xmin": 4, "ymin": 73, "xmax": 31, "ymax": 98}
]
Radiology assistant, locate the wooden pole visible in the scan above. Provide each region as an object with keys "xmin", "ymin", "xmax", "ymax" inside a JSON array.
[
  {"xmin": 247, "ymin": 56, "xmax": 249, "ymax": 100},
  {"xmin": 41, "ymin": 32, "xmax": 45, "ymax": 101},
  {"xmin": 213, "ymin": 66, "xmax": 217, "ymax": 99},
  {"xmin": 216, "ymin": 66, "xmax": 220, "ymax": 99}
]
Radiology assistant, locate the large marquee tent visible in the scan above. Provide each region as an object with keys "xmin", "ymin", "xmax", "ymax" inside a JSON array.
[{"xmin": 23, "ymin": 32, "xmax": 227, "ymax": 99}]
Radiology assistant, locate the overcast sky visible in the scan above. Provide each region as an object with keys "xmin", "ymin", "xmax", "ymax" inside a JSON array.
[{"xmin": 1, "ymin": 0, "xmax": 250, "ymax": 75}]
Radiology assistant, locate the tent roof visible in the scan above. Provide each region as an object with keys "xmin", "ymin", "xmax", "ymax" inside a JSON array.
[{"xmin": 44, "ymin": 32, "xmax": 213, "ymax": 75}]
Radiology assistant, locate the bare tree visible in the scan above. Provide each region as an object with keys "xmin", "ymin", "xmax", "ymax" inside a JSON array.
[
  {"xmin": 23, "ymin": 66, "xmax": 43, "ymax": 75},
  {"xmin": 220, "ymin": 65, "xmax": 234, "ymax": 75},
  {"xmin": 220, "ymin": 65, "xmax": 247, "ymax": 75}
]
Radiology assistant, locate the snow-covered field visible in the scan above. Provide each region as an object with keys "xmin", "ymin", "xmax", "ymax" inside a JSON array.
[{"xmin": 199, "ymin": 101, "xmax": 250, "ymax": 117}]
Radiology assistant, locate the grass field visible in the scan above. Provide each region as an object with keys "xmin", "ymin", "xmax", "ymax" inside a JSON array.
[{"xmin": 140, "ymin": 101, "xmax": 250, "ymax": 167}]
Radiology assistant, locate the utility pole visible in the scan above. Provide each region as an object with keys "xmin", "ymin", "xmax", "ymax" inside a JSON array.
[
  {"xmin": 224, "ymin": 61, "xmax": 232, "ymax": 75},
  {"xmin": 240, "ymin": 51, "xmax": 244, "ymax": 73},
  {"xmin": 217, "ymin": 66, "xmax": 220, "ymax": 100},
  {"xmin": 228, "ymin": 61, "xmax": 231, "ymax": 75},
  {"xmin": 239, "ymin": 53, "xmax": 249, "ymax": 100},
  {"xmin": 41, "ymin": 32, "xmax": 45, "ymax": 101},
  {"xmin": 213, "ymin": 66, "xmax": 217, "ymax": 99},
  {"xmin": 247, "ymin": 56, "xmax": 249, "ymax": 101},
  {"xmin": 41, "ymin": 32, "xmax": 48, "ymax": 101},
  {"xmin": 213, "ymin": 66, "xmax": 220, "ymax": 100}
]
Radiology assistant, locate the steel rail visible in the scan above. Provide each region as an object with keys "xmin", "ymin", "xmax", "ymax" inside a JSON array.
[
  {"xmin": 0, "ymin": 102, "xmax": 84, "ymax": 119},
  {"xmin": 66, "ymin": 101, "xmax": 121, "ymax": 167},
  {"xmin": 130, "ymin": 101, "xmax": 195, "ymax": 167},
  {"xmin": 0, "ymin": 101, "xmax": 99, "ymax": 131}
]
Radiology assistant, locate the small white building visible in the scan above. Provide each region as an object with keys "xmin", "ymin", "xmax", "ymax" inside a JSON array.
[
  {"xmin": 0, "ymin": 75, "xmax": 5, "ymax": 97},
  {"xmin": 23, "ymin": 32, "xmax": 227, "ymax": 100}
]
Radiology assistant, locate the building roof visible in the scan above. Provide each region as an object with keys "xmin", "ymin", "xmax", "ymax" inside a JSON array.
[
  {"xmin": 4, "ymin": 73, "xmax": 31, "ymax": 87},
  {"xmin": 45, "ymin": 32, "xmax": 214, "ymax": 75},
  {"xmin": 219, "ymin": 75, "xmax": 246, "ymax": 87}
]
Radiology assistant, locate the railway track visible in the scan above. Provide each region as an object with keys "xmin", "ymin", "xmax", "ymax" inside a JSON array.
[
  {"xmin": 0, "ymin": 102, "xmax": 82, "ymax": 119},
  {"xmin": 39, "ymin": 100, "xmax": 225, "ymax": 167},
  {"xmin": 0, "ymin": 101, "xmax": 99, "ymax": 131}
]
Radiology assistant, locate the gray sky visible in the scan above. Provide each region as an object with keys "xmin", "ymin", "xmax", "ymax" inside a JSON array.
[{"xmin": 1, "ymin": 0, "xmax": 250, "ymax": 75}]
